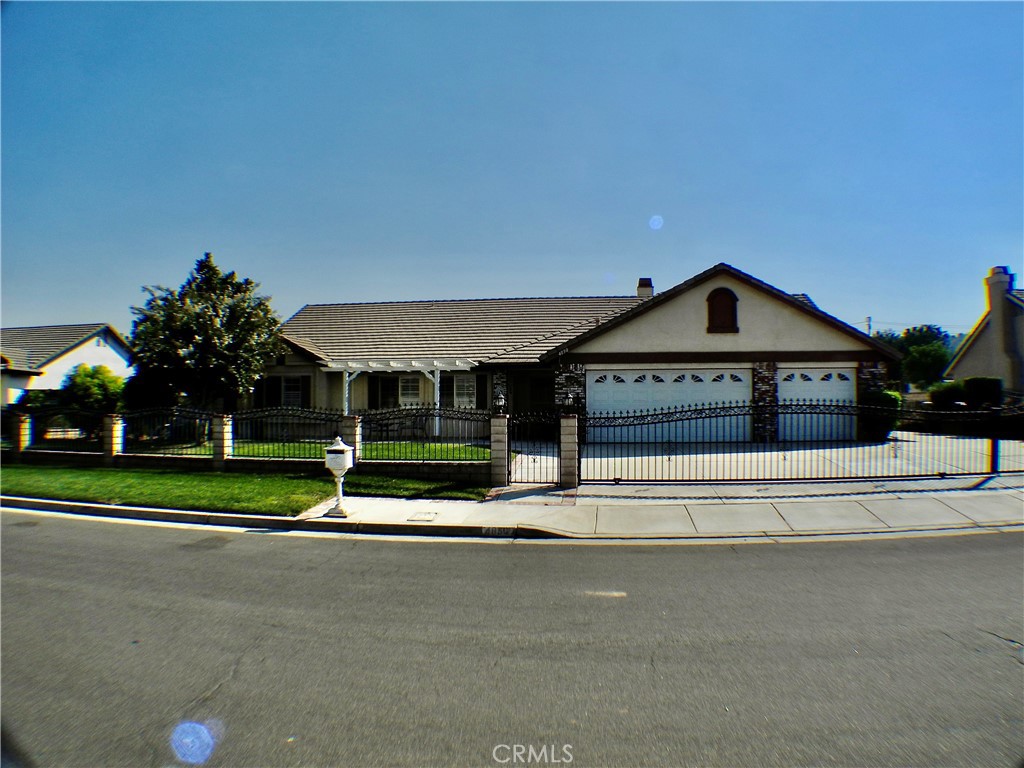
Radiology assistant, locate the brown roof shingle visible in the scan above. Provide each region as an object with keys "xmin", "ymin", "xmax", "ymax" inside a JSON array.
[{"xmin": 281, "ymin": 296, "xmax": 644, "ymax": 366}]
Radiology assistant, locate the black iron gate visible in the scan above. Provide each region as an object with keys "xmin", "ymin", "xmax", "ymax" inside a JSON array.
[
  {"xmin": 508, "ymin": 410, "xmax": 561, "ymax": 484},
  {"xmin": 580, "ymin": 401, "xmax": 1022, "ymax": 483}
]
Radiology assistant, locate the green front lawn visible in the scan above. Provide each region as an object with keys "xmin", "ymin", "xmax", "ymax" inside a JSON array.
[
  {"xmin": 115, "ymin": 440, "xmax": 490, "ymax": 461},
  {"xmin": 0, "ymin": 465, "xmax": 489, "ymax": 516}
]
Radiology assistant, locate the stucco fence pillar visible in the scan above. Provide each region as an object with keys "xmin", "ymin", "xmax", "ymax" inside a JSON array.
[
  {"xmin": 212, "ymin": 415, "xmax": 233, "ymax": 470},
  {"xmin": 13, "ymin": 413, "xmax": 32, "ymax": 454},
  {"xmin": 338, "ymin": 415, "xmax": 362, "ymax": 462},
  {"xmin": 102, "ymin": 415, "xmax": 124, "ymax": 466},
  {"xmin": 559, "ymin": 415, "xmax": 579, "ymax": 489},
  {"xmin": 490, "ymin": 414, "xmax": 509, "ymax": 487}
]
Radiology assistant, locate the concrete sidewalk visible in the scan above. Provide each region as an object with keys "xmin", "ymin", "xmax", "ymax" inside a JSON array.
[{"xmin": 3, "ymin": 475, "xmax": 1022, "ymax": 542}]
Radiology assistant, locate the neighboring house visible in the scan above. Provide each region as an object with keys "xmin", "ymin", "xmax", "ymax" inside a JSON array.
[
  {"xmin": 945, "ymin": 266, "xmax": 1024, "ymax": 393},
  {"xmin": 0, "ymin": 323, "xmax": 134, "ymax": 406},
  {"xmin": 266, "ymin": 264, "xmax": 899, "ymax": 441}
]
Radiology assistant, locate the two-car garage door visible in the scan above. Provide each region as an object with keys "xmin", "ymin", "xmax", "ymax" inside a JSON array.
[
  {"xmin": 778, "ymin": 368, "xmax": 856, "ymax": 441},
  {"xmin": 585, "ymin": 366, "xmax": 857, "ymax": 443},
  {"xmin": 586, "ymin": 369, "xmax": 751, "ymax": 442}
]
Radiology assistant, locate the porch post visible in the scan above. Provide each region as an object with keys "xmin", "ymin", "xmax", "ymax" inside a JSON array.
[
  {"xmin": 490, "ymin": 414, "xmax": 509, "ymax": 487},
  {"xmin": 342, "ymin": 371, "xmax": 363, "ymax": 417},
  {"xmin": 425, "ymin": 368, "xmax": 442, "ymax": 437},
  {"xmin": 559, "ymin": 414, "xmax": 579, "ymax": 489}
]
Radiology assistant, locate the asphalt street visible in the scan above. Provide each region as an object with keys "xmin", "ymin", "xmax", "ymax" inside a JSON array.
[{"xmin": 2, "ymin": 511, "xmax": 1022, "ymax": 768}]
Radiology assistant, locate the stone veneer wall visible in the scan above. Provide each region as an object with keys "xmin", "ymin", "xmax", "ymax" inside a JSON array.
[
  {"xmin": 491, "ymin": 371, "xmax": 508, "ymax": 406},
  {"xmin": 856, "ymin": 361, "xmax": 888, "ymax": 397},
  {"xmin": 554, "ymin": 363, "xmax": 586, "ymax": 412},
  {"xmin": 751, "ymin": 361, "xmax": 779, "ymax": 442}
]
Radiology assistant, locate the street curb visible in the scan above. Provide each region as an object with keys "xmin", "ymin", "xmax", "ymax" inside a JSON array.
[
  {"xmin": 0, "ymin": 496, "xmax": 569, "ymax": 539},
  {"xmin": 2, "ymin": 495, "xmax": 1021, "ymax": 542}
]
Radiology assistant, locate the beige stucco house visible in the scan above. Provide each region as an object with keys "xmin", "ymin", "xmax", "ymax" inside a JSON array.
[
  {"xmin": 264, "ymin": 264, "xmax": 898, "ymax": 441},
  {"xmin": 0, "ymin": 323, "xmax": 134, "ymax": 406},
  {"xmin": 945, "ymin": 266, "xmax": 1024, "ymax": 393}
]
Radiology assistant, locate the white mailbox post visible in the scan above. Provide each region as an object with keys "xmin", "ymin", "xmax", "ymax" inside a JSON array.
[{"xmin": 325, "ymin": 437, "xmax": 354, "ymax": 516}]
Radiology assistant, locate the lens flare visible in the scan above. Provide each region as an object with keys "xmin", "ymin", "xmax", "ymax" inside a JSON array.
[
  {"xmin": 171, "ymin": 721, "xmax": 216, "ymax": 765},
  {"xmin": 649, "ymin": 215, "xmax": 664, "ymax": 230}
]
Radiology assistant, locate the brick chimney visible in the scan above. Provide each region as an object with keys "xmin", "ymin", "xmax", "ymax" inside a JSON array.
[{"xmin": 637, "ymin": 277, "xmax": 654, "ymax": 298}]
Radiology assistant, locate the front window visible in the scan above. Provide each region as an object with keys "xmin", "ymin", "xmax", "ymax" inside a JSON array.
[
  {"xmin": 282, "ymin": 377, "xmax": 305, "ymax": 407},
  {"xmin": 399, "ymin": 376, "xmax": 420, "ymax": 407},
  {"xmin": 254, "ymin": 375, "xmax": 311, "ymax": 408},
  {"xmin": 440, "ymin": 373, "xmax": 484, "ymax": 409}
]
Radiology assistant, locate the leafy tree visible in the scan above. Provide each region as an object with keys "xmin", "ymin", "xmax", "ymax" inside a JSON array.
[
  {"xmin": 60, "ymin": 364, "xmax": 125, "ymax": 412},
  {"xmin": 873, "ymin": 324, "xmax": 953, "ymax": 390},
  {"xmin": 902, "ymin": 341, "xmax": 951, "ymax": 390},
  {"xmin": 900, "ymin": 324, "xmax": 950, "ymax": 351},
  {"xmin": 13, "ymin": 388, "xmax": 60, "ymax": 412},
  {"xmin": 120, "ymin": 369, "xmax": 182, "ymax": 410},
  {"xmin": 129, "ymin": 253, "xmax": 283, "ymax": 411}
]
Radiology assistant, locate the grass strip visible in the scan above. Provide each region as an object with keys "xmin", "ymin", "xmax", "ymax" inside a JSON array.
[{"xmin": 0, "ymin": 465, "xmax": 488, "ymax": 516}]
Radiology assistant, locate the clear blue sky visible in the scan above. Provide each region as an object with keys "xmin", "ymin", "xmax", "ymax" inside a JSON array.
[{"xmin": 3, "ymin": 1, "xmax": 1021, "ymax": 339}]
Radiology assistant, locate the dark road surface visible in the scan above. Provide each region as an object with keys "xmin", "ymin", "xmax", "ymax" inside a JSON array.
[{"xmin": 2, "ymin": 510, "xmax": 1022, "ymax": 767}]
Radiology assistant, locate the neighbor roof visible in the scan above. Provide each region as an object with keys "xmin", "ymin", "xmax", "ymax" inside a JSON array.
[
  {"xmin": 0, "ymin": 323, "xmax": 130, "ymax": 372},
  {"xmin": 281, "ymin": 296, "xmax": 644, "ymax": 368}
]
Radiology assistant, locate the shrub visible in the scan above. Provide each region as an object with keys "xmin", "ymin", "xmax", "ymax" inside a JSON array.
[
  {"xmin": 962, "ymin": 377, "xmax": 1002, "ymax": 408},
  {"xmin": 859, "ymin": 389, "xmax": 902, "ymax": 442},
  {"xmin": 928, "ymin": 380, "xmax": 968, "ymax": 409}
]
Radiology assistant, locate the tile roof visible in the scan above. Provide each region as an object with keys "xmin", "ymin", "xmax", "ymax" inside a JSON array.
[
  {"xmin": 790, "ymin": 293, "xmax": 819, "ymax": 310},
  {"xmin": 1, "ymin": 323, "xmax": 125, "ymax": 370},
  {"xmin": 281, "ymin": 296, "xmax": 644, "ymax": 366}
]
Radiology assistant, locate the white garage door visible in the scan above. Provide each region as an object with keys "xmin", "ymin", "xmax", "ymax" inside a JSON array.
[
  {"xmin": 778, "ymin": 368, "xmax": 856, "ymax": 441},
  {"xmin": 586, "ymin": 369, "xmax": 751, "ymax": 442}
]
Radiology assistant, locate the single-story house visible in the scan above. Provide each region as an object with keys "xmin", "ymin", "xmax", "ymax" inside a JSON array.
[
  {"xmin": 263, "ymin": 264, "xmax": 899, "ymax": 441},
  {"xmin": 944, "ymin": 266, "xmax": 1024, "ymax": 393},
  {"xmin": 0, "ymin": 323, "xmax": 134, "ymax": 406}
]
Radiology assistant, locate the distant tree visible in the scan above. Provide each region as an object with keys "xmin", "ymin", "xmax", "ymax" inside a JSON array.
[
  {"xmin": 60, "ymin": 364, "xmax": 125, "ymax": 412},
  {"xmin": 873, "ymin": 324, "xmax": 953, "ymax": 390},
  {"xmin": 900, "ymin": 324, "xmax": 950, "ymax": 351},
  {"xmin": 902, "ymin": 341, "xmax": 952, "ymax": 390},
  {"xmin": 129, "ymin": 253, "xmax": 283, "ymax": 411},
  {"xmin": 872, "ymin": 329, "xmax": 902, "ymax": 350},
  {"xmin": 13, "ymin": 389, "xmax": 59, "ymax": 411}
]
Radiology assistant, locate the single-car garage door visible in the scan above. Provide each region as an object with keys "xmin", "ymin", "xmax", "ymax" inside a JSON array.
[
  {"xmin": 778, "ymin": 368, "xmax": 856, "ymax": 441},
  {"xmin": 586, "ymin": 369, "xmax": 751, "ymax": 442}
]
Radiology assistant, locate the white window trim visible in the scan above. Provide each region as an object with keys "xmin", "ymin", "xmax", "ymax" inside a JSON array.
[
  {"xmin": 454, "ymin": 374, "xmax": 476, "ymax": 409},
  {"xmin": 399, "ymin": 375, "xmax": 420, "ymax": 407}
]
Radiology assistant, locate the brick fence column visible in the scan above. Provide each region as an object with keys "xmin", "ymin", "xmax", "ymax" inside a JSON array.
[
  {"xmin": 212, "ymin": 415, "xmax": 233, "ymax": 470},
  {"xmin": 856, "ymin": 360, "xmax": 888, "ymax": 398},
  {"xmin": 751, "ymin": 361, "xmax": 778, "ymax": 442},
  {"xmin": 490, "ymin": 414, "xmax": 509, "ymax": 487},
  {"xmin": 102, "ymin": 415, "xmax": 124, "ymax": 466},
  {"xmin": 339, "ymin": 415, "xmax": 362, "ymax": 462},
  {"xmin": 559, "ymin": 415, "xmax": 579, "ymax": 489}
]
